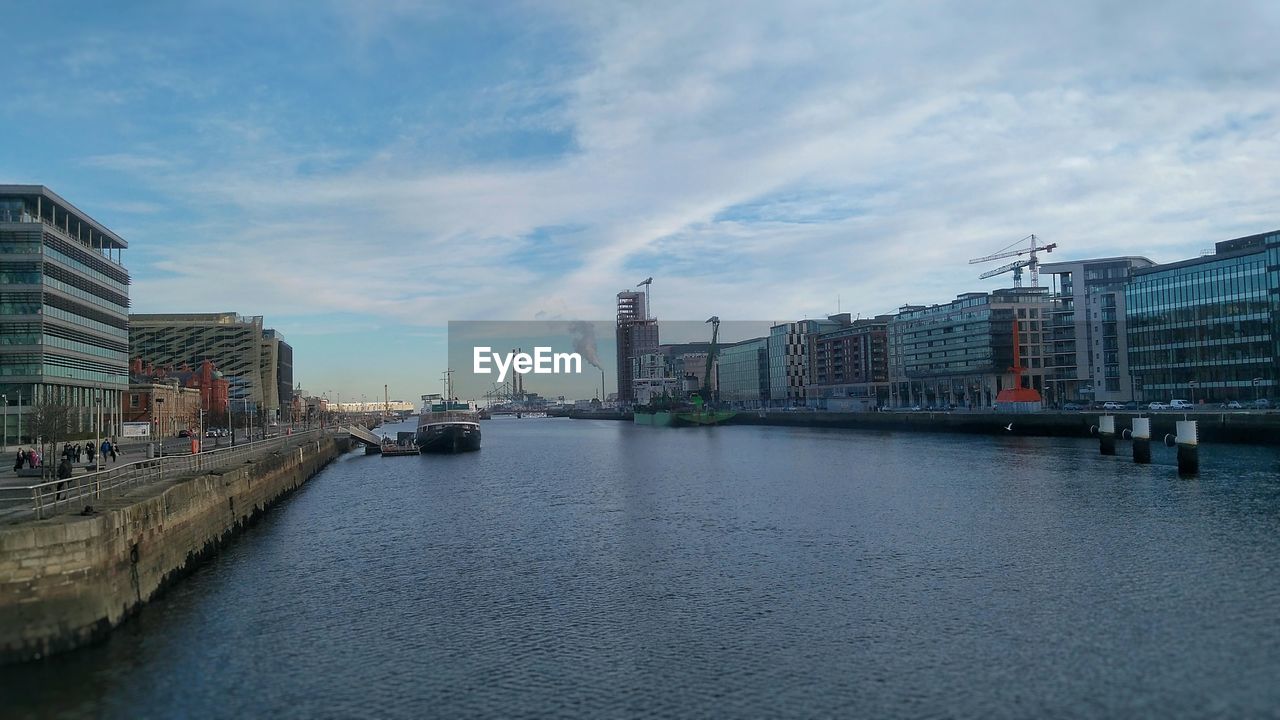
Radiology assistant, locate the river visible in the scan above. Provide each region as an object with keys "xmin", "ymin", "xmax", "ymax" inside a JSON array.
[{"xmin": 5, "ymin": 418, "xmax": 1280, "ymax": 718}]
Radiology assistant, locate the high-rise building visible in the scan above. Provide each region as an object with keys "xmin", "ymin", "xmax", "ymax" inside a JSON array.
[
  {"xmin": 1126, "ymin": 230, "xmax": 1279, "ymax": 404},
  {"xmin": 0, "ymin": 185, "xmax": 130, "ymax": 440},
  {"xmin": 615, "ymin": 290, "xmax": 658, "ymax": 404},
  {"xmin": 888, "ymin": 287, "xmax": 1053, "ymax": 409},
  {"xmin": 1041, "ymin": 257, "xmax": 1154, "ymax": 404},
  {"xmin": 130, "ymin": 313, "xmax": 289, "ymax": 418}
]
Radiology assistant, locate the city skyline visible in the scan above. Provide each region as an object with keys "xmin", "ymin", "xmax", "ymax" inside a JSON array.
[{"xmin": 2, "ymin": 2, "xmax": 1278, "ymax": 401}]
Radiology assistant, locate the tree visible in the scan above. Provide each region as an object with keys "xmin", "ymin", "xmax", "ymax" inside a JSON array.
[{"xmin": 29, "ymin": 400, "xmax": 75, "ymax": 477}]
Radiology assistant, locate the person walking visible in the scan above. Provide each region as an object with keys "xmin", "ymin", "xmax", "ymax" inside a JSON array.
[
  {"xmin": 101, "ymin": 439, "xmax": 111, "ymax": 464},
  {"xmin": 13, "ymin": 450, "xmax": 24, "ymax": 471},
  {"xmin": 86, "ymin": 442, "xmax": 96, "ymax": 466},
  {"xmin": 55, "ymin": 455, "xmax": 73, "ymax": 501},
  {"xmin": 109, "ymin": 439, "xmax": 118, "ymax": 463}
]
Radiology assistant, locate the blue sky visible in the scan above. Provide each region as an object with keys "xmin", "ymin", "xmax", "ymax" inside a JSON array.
[{"xmin": 3, "ymin": 1, "xmax": 1279, "ymax": 403}]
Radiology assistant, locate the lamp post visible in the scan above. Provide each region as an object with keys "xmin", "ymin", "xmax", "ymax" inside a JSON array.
[
  {"xmin": 94, "ymin": 390, "xmax": 103, "ymax": 471},
  {"xmin": 2, "ymin": 394, "xmax": 7, "ymax": 454},
  {"xmin": 244, "ymin": 398, "xmax": 252, "ymax": 442},
  {"xmin": 155, "ymin": 397, "xmax": 165, "ymax": 458},
  {"xmin": 1253, "ymin": 377, "xmax": 1263, "ymax": 404}
]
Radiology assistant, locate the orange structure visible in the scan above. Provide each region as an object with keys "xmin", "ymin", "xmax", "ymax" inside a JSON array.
[{"xmin": 995, "ymin": 317, "xmax": 1042, "ymax": 404}]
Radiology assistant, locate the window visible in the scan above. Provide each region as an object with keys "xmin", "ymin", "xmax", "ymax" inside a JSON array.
[{"xmin": 130, "ymin": 393, "xmax": 140, "ymax": 408}]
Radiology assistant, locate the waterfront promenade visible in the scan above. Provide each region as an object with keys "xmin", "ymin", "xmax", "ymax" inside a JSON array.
[{"xmin": 0, "ymin": 430, "xmax": 342, "ymax": 663}]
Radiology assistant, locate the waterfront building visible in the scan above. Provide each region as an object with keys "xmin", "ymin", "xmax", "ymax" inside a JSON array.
[
  {"xmin": 124, "ymin": 378, "xmax": 202, "ymax": 437},
  {"xmin": 807, "ymin": 315, "xmax": 892, "ymax": 410},
  {"xmin": 717, "ymin": 337, "xmax": 769, "ymax": 407},
  {"xmin": 263, "ymin": 329, "xmax": 294, "ymax": 415},
  {"xmin": 127, "ymin": 358, "xmax": 230, "ymax": 427},
  {"xmin": 1041, "ymin": 257, "xmax": 1154, "ymax": 404},
  {"xmin": 129, "ymin": 313, "xmax": 287, "ymax": 419},
  {"xmin": 768, "ymin": 318, "xmax": 841, "ymax": 405},
  {"xmin": 1126, "ymin": 230, "xmax": 1279, "ymax": 404},
  {"xmin": 615, "ymin": 291, "xmax": 658, "ymax": 404},
  {"xmin": 887, "ymin": 287, "xmax": 1052, "ymax": 408},
  {"xmin": 0, "ymin": 185, "xmax": 130, "ymax": 442}
]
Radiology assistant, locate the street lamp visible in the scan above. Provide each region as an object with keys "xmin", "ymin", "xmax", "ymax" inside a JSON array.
[
  {"xmin": 155, "ymin": 397, "xmax": 165, "ymax": 458},
  {"xmin": 2, "ymin": 394, "xmax": 7, "ymax": 454},
  {"xmin": 94, "ymin": 391, "xmax": 103, "ymax": 471}
]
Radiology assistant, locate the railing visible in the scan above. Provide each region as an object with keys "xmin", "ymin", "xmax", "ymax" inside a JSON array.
[{"xmin": 0, "ymin": 430, "xmax": 328, "ymax": 521}]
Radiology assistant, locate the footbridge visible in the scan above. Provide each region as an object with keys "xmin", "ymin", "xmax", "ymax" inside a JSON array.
[{"xmin": 344, "ymin": 424, "xmax": 384, "ymax": 448}]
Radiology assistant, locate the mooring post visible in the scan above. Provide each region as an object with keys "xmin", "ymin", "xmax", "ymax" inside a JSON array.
[
  {"xmin": 1131, "ymin": 417, "xmax": 1151, "ymax": 464},
  {"xmin": 1175, "ymin": 420, "xmax": 1198, "ymax": 475},
  {"xmin": 1098, "ymin": 415, "xmax": 1116, "ymax": 455}
]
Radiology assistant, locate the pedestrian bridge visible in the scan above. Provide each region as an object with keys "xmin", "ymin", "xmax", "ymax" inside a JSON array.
[{"xmin": 344, "ymin": 425, "xmax": 384, "ymax": 448}]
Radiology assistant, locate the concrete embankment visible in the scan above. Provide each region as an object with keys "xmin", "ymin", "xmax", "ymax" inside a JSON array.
[
  {"xmin": 733, "ymin": 410, "xmax": 1280, "ymax": 444},
  {"xmin": 570, "ymin": 407, "xmax": 1279, "ymax": 445},
  {"xmin": 0, "ymin": 435, "xmax": 346, "ymax": 664}
]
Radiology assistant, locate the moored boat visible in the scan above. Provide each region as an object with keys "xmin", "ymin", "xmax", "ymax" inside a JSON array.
[{"xmin": 416, "ymin": 393, "xmax": 482, "ymax": 453}]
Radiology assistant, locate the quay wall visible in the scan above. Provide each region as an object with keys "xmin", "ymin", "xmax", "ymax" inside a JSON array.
[{"xmin": 0, "ymin": 436, "xmax": 343, "ymax": 664}]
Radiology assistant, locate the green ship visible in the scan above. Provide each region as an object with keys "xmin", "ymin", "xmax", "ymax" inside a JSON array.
[{"xmin": 633, "ymin": 395, "xmax": 737, "ymax": 427}]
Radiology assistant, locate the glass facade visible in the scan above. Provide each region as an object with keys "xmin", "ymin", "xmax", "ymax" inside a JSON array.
[
  {"xmin": 1126, "ymin": 232, "xmax": 1278, "ymax": 402},
  {"xmin": 718, "ymin": 337, "xmax": 769, "ymax": 406},
  {"xmin": 0, "ymin": 186, "xmax": 130, "ymax": 441}
]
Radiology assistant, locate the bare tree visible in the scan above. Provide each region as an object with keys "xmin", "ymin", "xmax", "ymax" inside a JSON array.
[{"xmin": 29, "ymin": 400, "xmax": 75, "ymax": 477}]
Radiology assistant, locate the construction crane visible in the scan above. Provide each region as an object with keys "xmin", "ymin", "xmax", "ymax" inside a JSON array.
[
  {"xmin": 969, "ymin": 234, "xmax": 1057, "ymax": 287},
  {"xmin": 702, "ymin": 316, "xmax": 720, "ymax": 404}
]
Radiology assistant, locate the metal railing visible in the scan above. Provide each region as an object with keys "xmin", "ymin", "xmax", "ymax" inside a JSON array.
[{"xmin": 0, "ymin": 430, "xmax": 328, "ymax": 521}]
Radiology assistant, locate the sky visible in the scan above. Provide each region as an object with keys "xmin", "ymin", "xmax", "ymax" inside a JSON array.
[{"xmin": 2, "ymin": 1, "xmax": 1278, "ymax": 403}]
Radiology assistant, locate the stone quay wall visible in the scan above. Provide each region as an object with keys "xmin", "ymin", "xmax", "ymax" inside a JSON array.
[{"xmin": 0, "ymin": 435, "xmax": 343, "ymax": 664}]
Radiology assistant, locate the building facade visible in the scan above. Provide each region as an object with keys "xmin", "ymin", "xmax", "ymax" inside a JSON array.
[
  {"xmin": 1126, "ymin": 231, "xmax": 1279, "ymax": 404},
  {"xmin": 888, "ymin": 287, "xmax": 1052, "ymax": 408},
  {"xmin": 0, "ymin": 185, "xmax": 130, "ymax": 442},
  {"xmin": 615, "ymin": 291, "xmax": 658, "ymax": 404},
  {"xmin": 1041, "ymin": 257, "xmax": 1154, "ymax": 404},
  {"xmin": 130, "ymin": 313, "xmax": 287, "ymax": 419},
  {"xmin": 124, "ymin": 380, "xmax": 202, "ymax": 437},
  {"xmin": 807, "ymin": 315, "xmax": 892, "ymax": 410},
  {"xmin": 717, "ymin": 337, "xmax": 769, "ymax": 407},
  {"xmin": 768, "ymin": 318, "xmax": 840, "ymax": 404}
]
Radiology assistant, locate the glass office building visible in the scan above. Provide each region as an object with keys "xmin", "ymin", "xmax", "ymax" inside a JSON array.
[
  {"xmin": 0, "ymin": 185, "xmax": 130, "ymax": 441},
  {"xmin": 718, "ymin": 337, "xmax": 769, "ymax": 407},
  {"xmin": 1126, "ymin": 231, "xmax": 1279, "ymax": 403}
]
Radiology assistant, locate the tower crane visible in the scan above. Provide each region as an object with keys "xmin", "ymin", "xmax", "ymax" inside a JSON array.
[{"xmin": 969, "ymin": 234, "xmax": 1057, "ymax": 287}]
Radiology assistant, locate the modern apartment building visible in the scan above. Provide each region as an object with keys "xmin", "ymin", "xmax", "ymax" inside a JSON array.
[
  {"xmin": 1041, "ymin": 257, "xmax": 1154, "ymax": 404},
  {"xmin": 130, "ymin": 313, "xmax": 285, "ymax": 418},
  {"xmin": 1126, "ymin": 230, "xmax": 1279, "ymax": 403},
  {"xmin": 0, "ymin": 185, "xmax": 130, "ymax": 441},
  {"xmin": 615, "ymin": 290, "xmax": 658, "ymax": 404},
  {"xmin": 768, "ymin": 318, "xmax": 840, "ymax": 404},
  {"xmin": 888, "ymin": 287, "xmax": 1052, "ymax": 408},
  {"xmin": 807, "ymin": 315, "xmax": 892, "ymax": 410}
]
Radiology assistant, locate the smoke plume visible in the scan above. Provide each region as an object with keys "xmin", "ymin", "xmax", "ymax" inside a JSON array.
[{"xmin": 568, "ymin": 321, "xmax": 603, "ymax": 370}]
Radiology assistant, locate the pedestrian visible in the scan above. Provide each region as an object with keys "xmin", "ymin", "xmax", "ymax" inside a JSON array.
[
  {"xmin": 109, "ymin": 439, "xmax": 118, "ymax": 463},
  {"xmin": 55, "ymin": 455, "xmax": 73, "ymax": 501},
  {"xmin": 101, "ymin": 439, "xmax": 111, "ymax": 463},
  {"xmin": 86, "ymin": 442, "xmax": 96, "ymax": 465},
  {"xmin": 32, "ymin": 448, "xmax": 41, "ymax": 467},
  {"xmin": 13, "ymin": 450, "xmax": 24, "ymax": 471}
]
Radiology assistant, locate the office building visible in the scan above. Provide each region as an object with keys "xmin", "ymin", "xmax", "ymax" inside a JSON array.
[
  {"xmin": 0, "ymin": 185, "xmax": 130, "ymax": 441},
  {"xmin": 768, "ymin": 318, "xmax": 841, "ymax": 405},
  {"xmin": 888, "ymin": 287, "xmax": 1052, "ymax": 408},
  {"xmin": 130, "ymin": 313, "xmax": 287, "ymax": 418},
  {"xmin": 1126, "ymin": 230, "xmax": 1279, "ymax": 403},
  {"xmin": 717, "ymin": 337, "xmax": 769, "ymax": 407},
  {"xmin": 1041, "ymin": 257, "xmax": 1154, "ymax": 404}
]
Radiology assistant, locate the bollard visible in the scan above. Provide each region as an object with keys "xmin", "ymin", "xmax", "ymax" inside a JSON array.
[
  {"xmin": 1175, "ymin": 420, "xmax": 1198, "ymax": 475},
  {"xmin": 1131, "ymin": 417, "xmax": 1151, "ymax": 464},
  {"xmin": 146, "ymin": 443, "xmax": 154, "ymax": 459},
  {"xmin": 1098, "ymin": 415, "xmax": 1116, "ymax": 455}
]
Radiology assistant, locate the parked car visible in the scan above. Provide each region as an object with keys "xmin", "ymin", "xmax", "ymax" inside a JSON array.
[
  {"xmin": 1062, "ymin": 402, "xmax": 1082, "ymax": 411},
  {"xmin": 1226, "ymin": 400, "xmax": 1243, "ymax": 409},
  {"xmin": 1256, "ymin": 398, "xmax": 1271, "ymax": 409},
  {"xmin": 1148, "ymin": 402, "xmax": 1169, "ymax": 410},
  {"xmin": 910, "ymin": 405, "xmax": 922, "ymax": 411},
  {"xmin": 178, "ymin": 429, "xmax": 190, "ymax": 438},
  {"xmin": 1102, "ymin": 401, "xmax": 1123, "ymax": 410},
  {"xmin": 205, "ymin": 429, "xmax": 218, "ymax": 437},
  {"xmin": 1169, "ymin": 399, "xmax": 1193, "ymax": 409}
]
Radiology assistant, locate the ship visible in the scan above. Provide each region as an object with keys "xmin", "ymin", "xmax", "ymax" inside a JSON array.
[
  {"xmin": 633, "ymin": 394, "xmax": 736, "ymax": 427},
  {"xmin": 416, "ymin": 392, "xmax": 482, "ymax": 453}
]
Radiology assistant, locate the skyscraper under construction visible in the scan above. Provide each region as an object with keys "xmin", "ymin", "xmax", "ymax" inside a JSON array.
[{"xmin": 616, "ymin": 290, "xmax": 658, "ymax": 404}]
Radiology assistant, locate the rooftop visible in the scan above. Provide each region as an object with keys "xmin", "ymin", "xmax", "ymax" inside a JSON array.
[{"xmin": 0, "ymin": 184, "xmax": 128, "ymax": 250}]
